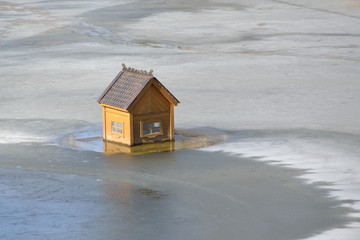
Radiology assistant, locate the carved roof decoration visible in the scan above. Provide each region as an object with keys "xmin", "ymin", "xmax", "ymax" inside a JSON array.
[{"xmin": 121, "ymin": 63, "xmax": 153, "ymax": 76}]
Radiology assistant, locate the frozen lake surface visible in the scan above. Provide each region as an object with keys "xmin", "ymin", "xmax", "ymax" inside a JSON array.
[
  {"xmin": 0, "ymin": 119, "xmax": 355, "ymax": 240},
  {"xmin": 1, "ymin": 0, "xmax": 360, "ymax": 239}
]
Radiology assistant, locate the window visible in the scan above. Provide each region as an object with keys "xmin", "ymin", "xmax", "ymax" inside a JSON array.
[
  {"xmin": 111, "ymin": 121, "xmax": 123, "ymax": 134},
  {"xmin": 142, "ymin": 121, "xmax": 161, "ymax": 136}
]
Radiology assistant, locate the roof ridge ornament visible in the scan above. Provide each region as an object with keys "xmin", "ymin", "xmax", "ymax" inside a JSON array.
[{"xmin": 122, "ymin": 63, "xmax": 153, "ymax": 76}]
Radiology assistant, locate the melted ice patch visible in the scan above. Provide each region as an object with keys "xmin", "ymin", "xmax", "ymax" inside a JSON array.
[{"xmin": 202, "ymin": 130, "xmax": 360, "ymax": 239}]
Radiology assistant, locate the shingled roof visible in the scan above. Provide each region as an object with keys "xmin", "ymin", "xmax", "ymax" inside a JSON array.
[{"xmin": 97, "ymin": 64, "xmax": 179, "ymax": 110}]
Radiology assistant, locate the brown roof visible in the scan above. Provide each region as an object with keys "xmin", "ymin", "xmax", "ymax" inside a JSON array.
[{"xmin": 97, "ymin": 64, "xmax": 179, "ymax": 110}]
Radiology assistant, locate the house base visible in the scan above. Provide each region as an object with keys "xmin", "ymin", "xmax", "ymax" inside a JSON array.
[{"xmin": 60, "ymin": 127, "xmax": 227, "ymax": 155}]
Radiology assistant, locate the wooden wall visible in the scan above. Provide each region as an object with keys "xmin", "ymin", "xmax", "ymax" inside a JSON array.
[
  {"xmin": 103, "ymin": 106, "xmax": 132, "ymax": 146},
  {"xmin": 133, "ymin": 112, "xmax": 171, "ymax": 145}
]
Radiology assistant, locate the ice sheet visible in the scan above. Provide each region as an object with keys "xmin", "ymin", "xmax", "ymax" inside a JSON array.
[
  {"xmin": 203, "ymin": 130, "xmax": 360, "ymax": 239},
  {"xmin": 1, "ymin": 0, "xmax": 360, "ymax": 239}
]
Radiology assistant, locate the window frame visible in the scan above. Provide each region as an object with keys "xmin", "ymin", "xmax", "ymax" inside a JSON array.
[
  {"xmin": 111, "ymin": 120, "xmax": 124, "ymax": 137},
  {"xmin": 140, "ymin": 120, "xmax": 163, "ymax": 138}
]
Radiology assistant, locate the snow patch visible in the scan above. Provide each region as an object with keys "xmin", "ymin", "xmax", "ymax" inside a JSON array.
[{"xmin": 0, "ymin": 131, "xmax": 48, "ymax": 144}]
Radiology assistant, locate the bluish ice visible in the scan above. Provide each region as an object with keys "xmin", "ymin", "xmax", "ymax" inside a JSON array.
[{"xmin": 1, "ymin": 0, "xmax": 360, "ymax": 239}]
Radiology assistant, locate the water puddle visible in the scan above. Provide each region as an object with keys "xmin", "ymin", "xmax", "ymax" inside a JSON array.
[{"xmin": 58, "ymin": 127, "xmax": 227, "ymax": 154}]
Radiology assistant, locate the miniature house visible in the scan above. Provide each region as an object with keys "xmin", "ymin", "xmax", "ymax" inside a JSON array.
[{"xmin": 97, "ymin": 64, "xmax": 179, "ymax": 146}]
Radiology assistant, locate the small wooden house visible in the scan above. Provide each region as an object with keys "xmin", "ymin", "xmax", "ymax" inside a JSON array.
[{"xmin": 97, "ymin": 64, "xmax": 179, "ymax": 146}]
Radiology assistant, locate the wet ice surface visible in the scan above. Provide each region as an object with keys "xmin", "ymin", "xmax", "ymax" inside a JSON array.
[
  {"xmin": 1, "ymin": 0, "xmax": 360, "ymax": 239},
  {"xmin": 204, "ymin": 129, "xmax": 360, "ymax": 239},
  {"xmin": 0, "ymin": 133, "xmax": 354, "ymax": 240},
  {"xmin": 0, "ymin": 120, "xmax": 359, "ymax": 240}
]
